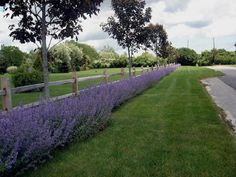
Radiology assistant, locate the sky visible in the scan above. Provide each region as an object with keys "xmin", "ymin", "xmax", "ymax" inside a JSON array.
[{"xmin": 0, "ymin": 0, "xmax": 236, "ymax": 54}]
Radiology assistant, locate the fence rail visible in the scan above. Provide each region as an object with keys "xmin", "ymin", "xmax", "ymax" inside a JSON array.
[
  {"xmin": 0, "ymin": 90, "xmax": 4, "ymax": 96},
  {"xmin": 0, "ymin": 64, "xmax": 172, "ymax": 111}
]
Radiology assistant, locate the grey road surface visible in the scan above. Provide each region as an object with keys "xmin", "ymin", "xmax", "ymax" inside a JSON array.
[
  {"xmin": 203, "ymin": 66, "xmax": 236, "ymax": 131},
  {"xmin": 208, "ymin": 66, "xmax": 236, "ymax": 90}
]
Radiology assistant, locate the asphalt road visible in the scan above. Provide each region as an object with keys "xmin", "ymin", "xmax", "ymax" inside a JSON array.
[{"xmin": 208, "ymin": 66, "xmax": 236, "ymax": 90}]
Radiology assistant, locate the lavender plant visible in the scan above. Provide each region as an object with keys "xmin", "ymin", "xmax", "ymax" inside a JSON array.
[{"xmin": 0, "ymin": 65, "xmax": 178, "ymax": 176}]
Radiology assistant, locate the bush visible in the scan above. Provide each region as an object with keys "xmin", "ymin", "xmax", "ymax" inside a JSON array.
[
  {"xmin": 49, "ymin": 41, "xmax": 90, "ymax": 73},
  {"xmin": 0, "ymin": 45, "xmax": 25, "ymax": 74},
  {"xmin": 0, "ymin": 65, "xmax": 178, "ymax": 176},
  {"xmin": 68, "ymin": 41, "xmax": 99, "ymax": 61},
  {"xmin": 57, "ymin": 61, "xmax": 70, "ymax": 73},
  {"xmin": 133, "ymin": 52, "xmax": 158, "ymax": 67},
  {"xmin": 6, "ymin": 66, "xmax": 18, "ymax": 74},
  {"xmin": 214, "ymin": 49, "xmax": 236, "ymax": 65},
  {"xmin": 197, "ymin": 49, "xmax": 236, "ymax": 66},
  {"xmin": 91, "ymin": 61, "xmax": 103, "ymax": 69},
  {"xmin": 12, "ymin": 69, "xmax": 43, "ymax": 88},
  {"xmin": 32, "ymin": 51, "xmax": 44, "ymax": 72},
  {"xmin": 49, "ymin": 43, "xmax": 72, "ymax": 73},
  {"xmin": 176, "ymin": 48, "xmax": 198, "ymax": 66},
  {"xmin": 98, "ymin": 46, "xmax": 119, "ymax": 68},
  {"xmin": 110, "ymin": 54, "xmax": 128, "ymax": 68}
]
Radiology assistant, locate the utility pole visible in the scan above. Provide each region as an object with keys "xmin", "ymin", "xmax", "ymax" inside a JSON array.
[
  {"xmin": 187, "ymin": 40, "xmax": 189, "ymax": 48},
  {"xmin": 212, "ymin": 38, "xmax": 216, "ymax": 65},
  {"xmin": 213, "ymin": 38, "xmax": 216, "ymax": 49}
]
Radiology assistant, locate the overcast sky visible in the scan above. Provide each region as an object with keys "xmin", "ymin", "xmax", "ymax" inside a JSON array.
[{"xmin": 0, "ymin": 0, "xmax": 236, "ymax": 54}]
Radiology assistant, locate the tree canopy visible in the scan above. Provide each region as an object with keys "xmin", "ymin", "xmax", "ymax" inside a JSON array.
[
  {"xmin": 177, "ymin": 48, "xmax": 199, "ymax": 66},
  {"xmin": 3, "ymin": 1, "xmax": 103, "ymax": 44},
  {"xmin": 145, "ymin": 23, "xmax": 170, "ymax": 59},
  {"xmin": 0, "ymin": 45, "xmax": 25, "ymax": 73},
  {"xmin": 68, "ymin": 41, "xmax": 99, "ymax": 61},
  {"xmin": 2, "ymin": 0, "xmax": 104, "ymax": 98},
  {"xmin": 101, "ymin": 0, "xmax": 152, "ymax": 76},
  {"xmin": 98, "ymin": 46, "xmax": 119, "ymax": 67}
]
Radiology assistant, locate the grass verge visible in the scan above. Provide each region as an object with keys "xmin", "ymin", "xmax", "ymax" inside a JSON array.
[
  {"xmin": 0, "ymin": 68, "xmax": 142, "ymax": 107},
  {"xmin": 23, "ymin": 66, "xmax": 236, "ymax": 177}
]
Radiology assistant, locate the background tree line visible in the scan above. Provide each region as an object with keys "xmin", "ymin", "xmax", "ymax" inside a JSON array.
[
  {"xmin": 176, "ymin": 48, "xmax": 236, "ymax": 66},
  {"xmin": 1, "ymin": 42, "xmax": 235, "ymax": 76}
]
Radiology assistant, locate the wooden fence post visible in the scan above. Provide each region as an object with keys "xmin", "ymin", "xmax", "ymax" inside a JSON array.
[
  {"xmin": 1, "ymin": 78, "xmax": 12, "ymax": 111},
  {"xmin": 72, "ymin": 71, "xmax": 78, "ymax": 96},
  {"xmin": 141, "ymin": 66, "xmax": 144, "ymax": 74},
  {"xmin": 132, "ymin": 67, "xmax": 136, "ymax": 76},
  {"xmin": 103, "ymin": 69, "xmax": 109, "ymax": 84},
  {"xmin": 121, "ymin": 67, "xmax": 125, "ymax": 78}
]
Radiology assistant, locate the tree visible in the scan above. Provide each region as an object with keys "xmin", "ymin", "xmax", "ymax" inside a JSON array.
[
  {"xmin": 2, "ymin": 0, "xmax": 103, "ymax": 98},
  {"xmin": 0, "ymin": 0, "xmax": 8, "ymax": 6},
  {"xmin": 0, "ymin": 45, "xmax": 25, "ymax": 73},
  {"xmin": 133, "ymin": 52, "xmax": 157, "ymax": 67},
  {"xmin": 166, "ymin": 45, "xmax": 179, "ymax": 64},
  {"xmin": 101, "ymin": 0, "xmax": 152, "ymax": 76},
  {"xmin": 110, "ymin": 53, "xmax": 128, "ymax": 68},
  {"xmin": 176, "ymin": 48, "xmax": 198, "ymax": 66},
  {"xmin": 198, "ymin": 50, "xmax": 213, "ymax": 66},
  {"xmin": 145, "ymin": 23, "xmax": 170, "ymax": 60},
  {"xmin": 69, "ymin": 41, "xmax": 100, "ymax": 61},
  {"xmin": 49, "ymin": 41, "xmax": 90, "ymax": 72},
  {"xmin": 98, "ymin": 46, "xmax": 119, "ymax": 67}
]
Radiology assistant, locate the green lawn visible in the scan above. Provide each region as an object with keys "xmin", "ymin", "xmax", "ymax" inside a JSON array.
[
  {"xmin": 0, "ymin": 68, "xmax": 142, "ymax": 107},
  {"xmin": 23, "ymin": 67, "xmax": 236, "ymax": 177}
]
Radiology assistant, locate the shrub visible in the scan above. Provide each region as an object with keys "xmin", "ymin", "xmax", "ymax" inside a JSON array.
[
  {"xmin": 133, "ymin": 52, "xmax": 158, "ymax": 67},
  {"xmin": 197, "ymin": 49, "xmax": 236, "ymax": 66},
  {"xmin": 6, "ymin": 66, "xmax": 18, "ymax": 74},
  {"xmin": 49, "ymin": 41, "xmax": 91, "ymax": 73},
  {"xmin": 0, "ymin": 45, "xmax": 25, "ymax": 74},
  {"xmin": 49, "ymin": 43, "xmax": 72, "ymax": 73},
  {"xmin": 0, "ymin": 65, "xmax": 178, "ymax": 176},
  {"xmin": 214, "ymin": 49, "xmax": 236, "ymax": 65},
  {"xmin": 68, "ymin": 41, "xmax": 99, "ymax": 61},
  {"xmin": 12, "ymin": 69, "xmax": 43, "ymax": 88},
  {"xmin": 176, "ymin": 48, "xmax": 198, "ymax": 66},
  {"xmin": 56, "ymin": 61, "xmax": 70, "ymax": 73},
  {"xmin": 110, "ymin": 54, "xmax": 128, "ymax": 68},
  {"xmin": 91, "ymin": 61, "xmax": 103, "ymax": 69},
  {"xmin": 110, "ymin": 59, "xmax": 127, "ymax": 68},
  {"xmin": 32, "ymin": 51, "xmax": 44, "ymax": 72},
  {"xmin": 98, "ymin": 46, "xmax": 119, "ymax": 68}
]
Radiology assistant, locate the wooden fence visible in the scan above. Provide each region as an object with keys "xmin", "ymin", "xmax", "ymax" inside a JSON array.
[{"xmin": 0, "ymin": 65, "xmax": 168, "ymax": 112}]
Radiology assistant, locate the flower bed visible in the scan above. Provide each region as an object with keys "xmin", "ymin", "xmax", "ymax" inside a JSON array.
[{"xmin": 0, "ymin": 65, "xmax": 178, "ymax": 176}]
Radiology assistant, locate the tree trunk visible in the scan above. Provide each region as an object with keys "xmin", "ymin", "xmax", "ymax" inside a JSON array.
[
  {"xmin": 155, "ymin": 42, "xmax": 160, "ymax": 65},
  {"xmin": 127, "ymin": 47, "xmax": 132, "ymax": 77},
  {"xmin": 41, "ymin": 2, "xmax": 49, "ymax": 99}
]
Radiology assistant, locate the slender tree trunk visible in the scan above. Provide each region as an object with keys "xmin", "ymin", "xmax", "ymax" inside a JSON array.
[
  {"xmin": 155, "ymin": 42, "xmax": 160, "ymax": 65},
  {"xmin": 127, "ymin": 47, "xmax": 132, "ymax": 77},
  {"xmin": 41, "ymin": 2, "xmax": 49, "ymax": 99},
  {"xmin": 155, "ymin": 53, "xmax": 160, "ymax": 65}
]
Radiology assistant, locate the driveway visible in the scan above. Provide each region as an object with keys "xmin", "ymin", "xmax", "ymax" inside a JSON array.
[
  {"xmin": 207, "ymin": 66, "xmax": 236, "ymax": 90},
  {"xmin": 202, "ymin": 66, "xmax": 236, "ymax": 132}
]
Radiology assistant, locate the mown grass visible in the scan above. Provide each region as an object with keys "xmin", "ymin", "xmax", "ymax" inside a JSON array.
[
  {"xmin": 23, "ymin": 66, "xmax": 236, "ymax": 177},
  {"xmin": 0, "ymin": 68, "xmax": 142, "ymax": 107}
]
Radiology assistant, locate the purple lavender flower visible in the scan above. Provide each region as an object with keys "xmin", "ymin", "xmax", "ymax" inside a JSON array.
[{"xmin": 0, "ymin": 65, "xmax": 179, "ymax": 176}]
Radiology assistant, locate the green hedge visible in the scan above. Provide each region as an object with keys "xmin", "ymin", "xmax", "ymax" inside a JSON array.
[{"xmin": 12, "ymin": 69, "xmax": 43, "ymax": 88}]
